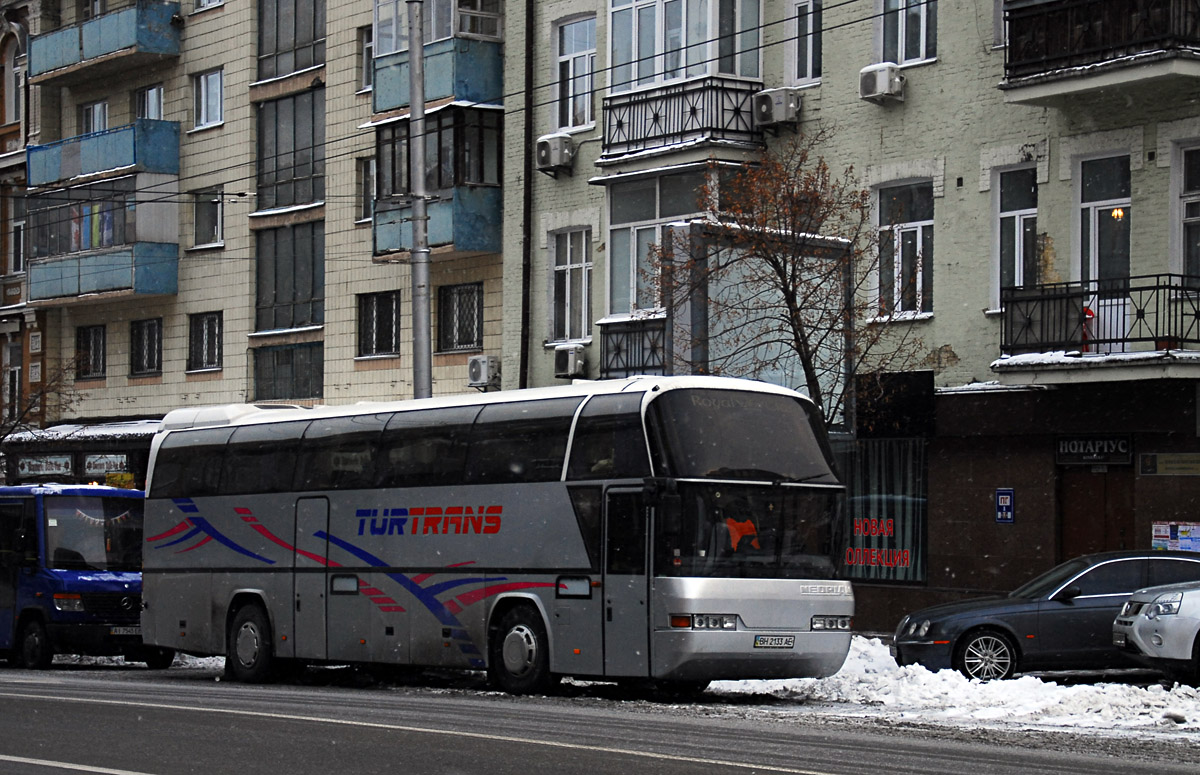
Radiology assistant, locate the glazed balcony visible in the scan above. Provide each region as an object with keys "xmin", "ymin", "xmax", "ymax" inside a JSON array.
[
  {"xmin": 601, "ymin": 76, "xmax": 762, "ymax": 159},
  {"xmin": 29, "ymin": 1, "xmax": 181, "ymax": 88},
  {"xmin": 373, "ymin": 37, "xmax": 502, "ymax": 113},
  {"xmin": 27, "ymin": 119, "xmax": 180, "ymax": 187},
  {"xmin": 1000, "ymin": 274, "xmax": 1200, "ymax": 357},
  {"xmin": 1003, "ymin": 0, "xmax": 1200, "ymax": 104}
]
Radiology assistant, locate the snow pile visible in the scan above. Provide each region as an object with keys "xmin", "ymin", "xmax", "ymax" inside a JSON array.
[{"xmin": 711, "ymin": 637, "xmax": 1200, "ymax": 733}]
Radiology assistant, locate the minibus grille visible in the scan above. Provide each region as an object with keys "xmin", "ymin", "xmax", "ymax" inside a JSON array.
[{"xmin": 80, "ymin": 593, "xmax": 141, "ymax": 621}]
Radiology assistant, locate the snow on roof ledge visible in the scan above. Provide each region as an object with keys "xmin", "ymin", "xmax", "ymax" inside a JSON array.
[{"xmin": 991, "ymin": 349, "xmax": 1200, "ymax": 370}]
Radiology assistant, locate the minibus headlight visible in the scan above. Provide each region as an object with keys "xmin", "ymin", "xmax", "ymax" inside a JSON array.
[{"xmin": 54, "ymin": 593, "xmax": 84, "ymax": 612}]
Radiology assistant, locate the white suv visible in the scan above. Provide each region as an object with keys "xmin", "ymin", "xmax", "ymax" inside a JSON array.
[{"xmin": 1112, "ymin": 580, "xmax": 1200, "ymax": 685}]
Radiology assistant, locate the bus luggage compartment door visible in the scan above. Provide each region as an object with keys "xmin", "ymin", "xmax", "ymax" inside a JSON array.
[
  {"xmin": 603, "ymin": 489, "xmax": 649, "ymax": 677},
  {"xmin": 293, "ymin": 498, "xmax": 329, "ymax": 660}
]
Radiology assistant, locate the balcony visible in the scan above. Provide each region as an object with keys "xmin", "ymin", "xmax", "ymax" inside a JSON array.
[
  {"xmin": 373, "ymin": 37, "xmax": 502, "ymax": 114},
  {"xmin": 599, "ymin": 318, "xmax": 667, "ymax": 379},
  {"xmin": 997, "ymin": 275, "xmax": 1200, "ymax": 377},
  {"xmin": 1002, "ymin": 0, "xmax": 1200, "ymax": 104},
  {"xmin": 373, "ymin": 186, "xmax": 502, "ymax": 256},
  {"xmin": 27, "ymin": 242, "xmax": 178, "ymax": 304},
  {"xmin": 27, "ymin": 120, "xmax": 180, "ymax": 187},
  {"xmin": 29, "ymin": 1, "xmax": 181, "ymax": 88},
  {"xmin": 601, "ymin": 76, "xmax": 762, "ymax": 160}
]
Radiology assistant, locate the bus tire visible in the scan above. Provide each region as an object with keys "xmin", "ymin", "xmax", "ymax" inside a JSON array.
[
  {"xmin": 226, "ymin": 603, "xmax": 275, "ymax": 683},
  {"xmin": 488, "ymin": 606, "xmax": 558, "ymax": 695},
  {"xmin": 142, "ymin": 647, "xmax": 176, "ymax": 670},
  {"xmin": 18, "ymin": 619, "xmax": 53, "ymax": 670}
]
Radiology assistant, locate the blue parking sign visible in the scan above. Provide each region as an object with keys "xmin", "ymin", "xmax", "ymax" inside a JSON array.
[{"xmin": 996, "ymin": 488, "xmax": 1015, "ymax": 524}]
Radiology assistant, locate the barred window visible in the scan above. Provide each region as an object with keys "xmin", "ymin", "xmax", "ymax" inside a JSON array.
[
  {"xmin": 188, "ymin": 312, "xmax": 223, "ymax": 371},
  {"xmin": 130, "ymin": 318, "xmax": 162, "ymax": 376},
  {"xmin": 254, "ymin": 343, "xmax": 324, "ymax": 400},
  {"xmin": 76, "ymin": 325, "xmax": 106, "ymax": 379},
  {"xmin": 359, "ymin": 290, "xmax": 402, "ymax": 356},
  {"xmin": 437, "ymin": 282, "xmax": 483, "ymax": 351}
]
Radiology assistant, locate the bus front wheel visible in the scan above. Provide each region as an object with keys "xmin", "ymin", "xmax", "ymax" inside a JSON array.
[
  {"xmin": 226, "ymin": 604, "xmax": 275, "ymax": 683},
  {"xmin": 488, "ymin": 607, "xmax": 558, "ymax": 695},
  {"xmin": 18, "ymin": 620, "xmax": 53, "ymax": 670}
]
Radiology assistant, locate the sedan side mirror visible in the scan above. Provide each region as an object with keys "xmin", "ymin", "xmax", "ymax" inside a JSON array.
[{"xmin": 1053, "ymin": 585, "xmax": 1081, "ymax": 602}]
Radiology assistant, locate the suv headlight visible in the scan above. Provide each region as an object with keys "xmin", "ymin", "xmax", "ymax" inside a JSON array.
[{"xmin": 1146, "ymin": 592, "xmax": 1183, "ymax": 620}]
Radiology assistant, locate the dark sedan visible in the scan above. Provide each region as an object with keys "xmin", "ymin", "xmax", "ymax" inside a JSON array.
[{"xmin": 891, "ymin": 550, "xmax": 1200, "ymax": 680}]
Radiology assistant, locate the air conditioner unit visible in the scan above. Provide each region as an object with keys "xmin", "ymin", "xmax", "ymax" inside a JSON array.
[
  {"xmin": 553, "ymin": 343, "xmax": 586, "ymax": 379},
  {"xmin": 753, "ymin": 87, "xmax": 801, "ymax": 127},
  {"xmin": 536, "ymin": 133, "xmax": 574, "ymax": 172},
  {"xmin": 859, "ymin": 62, "xmax": 905, "ymax": 103},
  {"xmin": 467, "ymin": 354, "xmax": 501, "ymax": 387}
]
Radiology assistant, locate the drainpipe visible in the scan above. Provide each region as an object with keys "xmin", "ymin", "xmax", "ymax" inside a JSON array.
[{"xmin": 518, "ymin": 0, "xmax": 534, "ymax": 389}]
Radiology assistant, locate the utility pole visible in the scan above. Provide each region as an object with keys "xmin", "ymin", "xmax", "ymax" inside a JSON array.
[{"xmin": 408, "ymin": 0, "xmax": 432, "ymax": 398}]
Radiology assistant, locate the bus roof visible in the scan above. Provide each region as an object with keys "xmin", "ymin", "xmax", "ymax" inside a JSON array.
[{"xmin": 156, "ymin": 375, "xmax": 812, "ymax": 433}]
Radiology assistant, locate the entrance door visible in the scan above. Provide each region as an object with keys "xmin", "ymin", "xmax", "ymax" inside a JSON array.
[
  {"xmin": 603, "ymin": 489, "xmax": 650, "ymax": 677},
  {"xmin": 293, "ymin": 497, "xmax": 329, "ymax": 660},
  {"xmin": 0, "ymin": 502, "xmax": 22, "ymax": 649},
  {"xmin": 1060, "ymin": 467, "xmax": 1134, "ymax": 559}
]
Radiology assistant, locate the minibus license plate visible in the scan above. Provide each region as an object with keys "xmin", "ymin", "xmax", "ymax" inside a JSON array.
[
  {"xmin": 111, "ymin": 626, "xmax": 140, "ymax": 636},
  {"xmin": 753, "ymin": 635, "xmax": 794, "ymax": 649},
  {"xmin": 1112, "ymin": 632, "xmax": 1126, "ymax": 647}
]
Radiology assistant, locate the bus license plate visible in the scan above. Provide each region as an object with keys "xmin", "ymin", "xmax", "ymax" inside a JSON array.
[
  {"xmin": 110, "ymin": 626, "xmax": 140, "ymax": 636},
  {"xmin": 753, "ymin": 635, "xmax": 794, "ymax": 649}
]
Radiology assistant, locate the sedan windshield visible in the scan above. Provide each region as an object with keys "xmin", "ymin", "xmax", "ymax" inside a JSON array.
[
  {"xmin": 1008, "ymin": 557, "xmax": 1091, "ymax": 599},
  {"xmin": 44, "ymin": 495, "xmax": 145, "ymax": 572}
]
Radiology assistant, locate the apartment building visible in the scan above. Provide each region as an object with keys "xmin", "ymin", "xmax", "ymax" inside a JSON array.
[
  {"xmin": 0, "ymin": 2, "xmax": 31, "ymax": 429},
  {"xmin": 506, "ymin": 1, "xmax": 1200, "ymax": 628}
]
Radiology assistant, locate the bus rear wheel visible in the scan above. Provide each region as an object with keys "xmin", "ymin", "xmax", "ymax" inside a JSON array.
[
  {"xmin": 488, "ymin": 607, "xmax": 558, "ymax": 695},
  {"xmin": 18, "ymin": 620, "xmax": 53, "ymax": 670},
  {"xmin": 226, "ymin": 603, "xmax": 275, "ymax": 683},
  {"xmin": 141, "ymin": 647, "xmax": 176, "ymax": 670}
]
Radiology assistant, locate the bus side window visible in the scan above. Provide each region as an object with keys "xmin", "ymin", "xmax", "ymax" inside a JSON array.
[
  {"xmin": 0, "ymin": 503, "xmax": 23, "ymax": 567},
  {"xmin": 296, "ymin": 413, "xmax": 390, "ymax": 491},
  {"xmin": 223, "ymin": 421, "xmax": 309, "ymax": 495},
  {"xmin": 151, "ymin": 427, "xmax": 235, "ymax": 498},
  {"xmin": 567, "ymin": 393, "xmax": 649, "ymax": 480},
  {"xmin": 378, "ymin": 406, "xmax": 480, "ymax": 488},
  {"xmin": 465, "ymin": 398, "xmax": 582, "ymax": 484}
]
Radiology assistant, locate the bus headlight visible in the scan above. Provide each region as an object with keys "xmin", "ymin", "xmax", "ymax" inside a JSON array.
[
  {"xmin": 811, "ymin": 615, "xmax": 852, "ymax": 631},
  {"xmin": 677, "ymin": 614, "xmax": 737, "ymax": 630},
  {"xmin": 54, "ymin": 593, "xmax": 84, "ymax": 612}
]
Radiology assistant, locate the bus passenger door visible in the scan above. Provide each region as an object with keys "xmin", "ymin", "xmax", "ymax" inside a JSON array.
[
  {"xmin": 293, "ymin": 497, "xmax": 329, "ymax": 660},
  {"xmin": 0, "ymin": 502, "xmax": 22, "ymax": 649},
  {"xmin": 603, "ymin": 489, "xmax": 649, "ymax": 677}
]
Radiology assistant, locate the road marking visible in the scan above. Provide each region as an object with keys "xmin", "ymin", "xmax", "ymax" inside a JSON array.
[
  {"xmin": 0, "ymin": 754, "xmax": 160, "ymax": 775},
  {"xmin": 0, "ymin": 690, "xmax": 826, "ymax": 774}
]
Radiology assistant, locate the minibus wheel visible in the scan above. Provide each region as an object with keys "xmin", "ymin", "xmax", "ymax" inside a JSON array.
[
  {"xmin": 18, "ymin": 620, "xmax": 53, "ymax": 670},
  {"xmin": 226, "ymin": 603, "xmax": 274, "ymax": 683},
  {"xmin": 488, "ymin": 606, "xmax": 558, "ymax": 695}
]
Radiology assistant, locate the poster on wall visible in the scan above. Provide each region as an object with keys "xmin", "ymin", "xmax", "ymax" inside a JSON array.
[{"xmin": 1152, "ymin": 522, "xmax": 1199, "ymax": 552}]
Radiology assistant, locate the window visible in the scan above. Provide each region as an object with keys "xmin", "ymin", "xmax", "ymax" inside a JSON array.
[
  {"xmin": 552, "ymin": 229, "xmax": 592, "ymax": 341},
  {"xmin": 556, "ymin": 16, "xmax": 596, "ymax": 129},
  {"xmin": 999, "ymin": 167, "xmax": 1038, "ymax": 293},
  {"xmin": 196, "ymin": 0, "xmax": 222, "ymax": 9},
  {"xmin": 458, "ymin": 0, "xmax": 501, "ymax": 36},
  {"xmin": 188, "ymin": 311, "xmax": 223, "ymax": 371},
  {"xmin": 130, "ymin": 318, "xmax": 163, "ymax": 376},
  {"xmin": 81, "ymin": 0, "xmax": 106, "ymax": 20},
  {"xmin": 608, "ymin": 169, "xmax": 706, "ymax": 315},
  {"xmin": 4, "ymin": 342, "xmax": 20, "ymax": 422},
  {"xmin": 76, "ymin": 325, "xmax": 106, "ymax": 379},
  {"xmin": 26, "ymin": 177, "xmax": 133, "ymax": 259},
  {"xmin": 193, "ymin": 188, "xmax": 223, "ymax": 247},
  {"xmin": 437, "ymin": 282, "xmax": 483, "ymax": 351},
  {"xmin": 464, "ymin": 398, "xmax": 583, "ymax": 484},
  {"xmin": 258, "ymin": 0, "xmax": 327, "ymax": 80},
  {"xmin": 1181, "ymin": 148, "xmax": 1200, "ymax": 279},
  {"xmin": 883, "ymin": 0, "xmax": 937, "ymax": 65},
  {"xmin": 8, "ymin": 188, "xmax": 24, "ymax": 274},
  {"xmin": 135, "ymin": 84, "xmax": 164, "ymax": 120},
  {"xmin": 257, "ymin": 89, "xmax": 326, "ymax": 210},
  {"xmin": 357, "ymin": 157, "xmax": 376, "ymax": 221},
  {"xmin": 255, "ymin": 222, "xmax": 325, "ymax": 331},
  {"xmin": 359, "ymin": 26, "xmax": 374, "ymax": 90},
  {"xmin": 791, "ymin": 1, "xmax": 822, "ymax": 82},
  {"xmin": 878, "ymin": 181, "xmax": 934, "ymax": 316},
  {"xmin": 374, "ymin": 0, "xmax": 454, "ymax": 56},
  {"xmin": 610, "ymin": 0, "xmax": 760, "ymax": 93},
  {"xmin": 194, "ymin": 69, "xmax": 223, "ymax": 128},
  {"xmin": 359, "ymin": 290, "xmax": 402, "ymax": 356},
  {"xmin": 1079, "ymin": 155, "xmax": 1130, "ymax": 288},
  {"xmin": 4, "ymin": 40, "xmax": 21, "ymax": 125},
  {"xmin": 376, "ymin": 107, "xmax": 500, "ymax": 197},
  {"xmin": 80, "ymin": 100, "xmax": 107, "ymax": 134},
  {"xmin": 254, "ymin": 343, "xmax": 323, "ymax": 400}
]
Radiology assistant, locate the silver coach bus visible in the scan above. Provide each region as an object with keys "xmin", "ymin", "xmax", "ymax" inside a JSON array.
[{"xmin": 141, "ymin": 375, "xmax": 853, "ymax": 694}]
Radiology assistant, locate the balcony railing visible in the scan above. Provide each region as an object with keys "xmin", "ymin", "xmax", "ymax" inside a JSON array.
[
  {"xmin": 601, "ymin": 76, "xmax": 761, "ymax": 158},
  {"xmin": 599, "ymin": 318, "xmax": 667, "ymax": 378},
  {"xmin": 373, "ymin": 186, "xmax": 502, "ymax": 256},
  {"xmin": 1005, "ymin": 0, "xmax": 1200, "ymax": 79},
  {"xmin": 27, "ymin": 120, "xmax": 180, "ymax": 187},
  {"xmin": 1000, "ymin": 274, "xmax": 1200, "ymax": 355},
  {"xmin": 28, "ymin": 1, "xmax": 182, "ymax": 86}
]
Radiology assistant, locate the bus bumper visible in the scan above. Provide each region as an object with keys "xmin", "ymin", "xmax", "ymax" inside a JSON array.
[
  {"xmin": 651, "ymin": 629, "xmax": 852, "ymax": 681},
  {"xmin": 46, "ymin": 622, "xmax": 144, "ymax": 657}
]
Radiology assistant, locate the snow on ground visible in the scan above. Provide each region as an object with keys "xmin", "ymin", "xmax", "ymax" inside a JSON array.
[{"xmin": 711, "ymin": 636, "xmax": 1200, "ymax": 735}]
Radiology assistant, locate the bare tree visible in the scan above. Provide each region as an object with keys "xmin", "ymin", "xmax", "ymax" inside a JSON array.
[
  {"xmin": 653, "ymin": 132, "xmax": 924, "ymax": 430},
  {"xmin": 0, "ymin": 357, "xmax": 85, "ymax": 444}
]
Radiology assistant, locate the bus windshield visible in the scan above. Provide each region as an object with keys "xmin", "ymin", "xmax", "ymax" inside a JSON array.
[
  {"xmin": 656, "ymin": 484, "xmax": 839, "ymax": 580},
  {"xmin": 647, "ymin": 389, "xmax": 839, "ymax": 484},
  {"xmin": 43, "ymin": 495, "xmax": 144, "ymax": 572}
]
